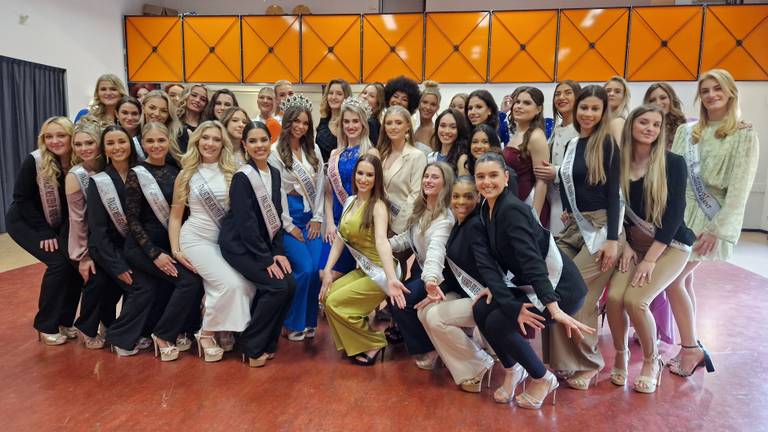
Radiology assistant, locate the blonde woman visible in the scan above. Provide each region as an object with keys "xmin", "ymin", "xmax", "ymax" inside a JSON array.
[
  {"xmin": 141, "ymin": 90, "xmax": 186, "ymax": 155},
  {"xmin": 168, "ymin": 120, "xmax": 255, "ymax": 362},
  {"xmin": 606, "ymin": 105, "xmax": 696, "ymax": 393},
  {"xmin": 316, "ymin": 79, "xmax": 352, "ymax": 161},
  {"xmin": 253, "ymin": 87, "xmax": 282, "ymax": 142},
  {"xmin": 604, "ymin": 75, "xmax": 631, "ymax": 145},
  {"xmin": 414, "ymin": 80, "xmax": 441, "ymax": 154},
  {"xmin": 644, "ymin": 82, "xmax": 687, "ymax": 150},
  {"xmin": 177, "ymin": 84, "xmax": 209, "ymax": 131},
  {"xmin": 389, "ymin": 162, "xmax": 455, "ymax": 369},
  {"xmin": 668, "ymin": 69, "xmax": 758, "ymax": 377},
  {"xmin": 80, "ymin": 74, "xmax": 128, "ymax": 127},
  {"xmin": 379, "ymin": 105, "xmax": 428, "ymax": 235},
  {"xmin": 6, "ymin": 117, "xmax": 82, "ymax": 345}
]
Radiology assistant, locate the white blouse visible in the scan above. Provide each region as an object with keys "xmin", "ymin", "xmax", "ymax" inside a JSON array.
[
  {"xmin": 268, "ymin": 145, "xmax": 325, "ymax": 232},
  {"xmin": 390, "ymin": 210, "xmax": 454, "ymax": 284}
]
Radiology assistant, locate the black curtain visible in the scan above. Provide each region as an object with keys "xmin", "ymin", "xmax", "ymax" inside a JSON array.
[{"xmin": 0, "ymin": 56, "xmax": 67, "ymax": 232}]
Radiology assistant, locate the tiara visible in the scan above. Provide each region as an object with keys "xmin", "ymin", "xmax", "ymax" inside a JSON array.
[
  {"xmin": 280, "ymin": 94, "xmax": 312, "ymax": 113},
  {"xmin": 341, "ymin": 96, "xmax": 372, "ymax": 118}
]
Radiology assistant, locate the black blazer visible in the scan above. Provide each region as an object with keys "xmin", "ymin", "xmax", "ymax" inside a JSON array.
[
  {"xmin": 481, "ymin": 188, "xmax": 586, "ymax": 318},
  {"xmin": 8, "ymin": 154, "xmax": 68, "ymax": 238},
  {"xmin": 87, "ymin": 165, "xmax": 130, "ymax": 278},
  {"xmin": 219, "ymin": 161, "xmax": 285, "ymax": 270},
  {"xmin": 315, "ymin": 117, "xmax": 336, "ymax": 162}
]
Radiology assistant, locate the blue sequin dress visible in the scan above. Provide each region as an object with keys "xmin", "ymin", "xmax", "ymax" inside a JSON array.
[{"xmin": 319, "ymin": 145, "xmax": 360, "ymax": 272}]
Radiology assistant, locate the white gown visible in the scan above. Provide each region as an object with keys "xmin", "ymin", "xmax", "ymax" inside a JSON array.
[{"xmin": 180, "ymin": 162, "xmax": 256, "ymax": 332}]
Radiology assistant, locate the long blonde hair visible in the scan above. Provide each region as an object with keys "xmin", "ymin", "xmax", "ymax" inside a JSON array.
[
  {"xmin": 692, "ymin": 69, "xmax": 741, "ymax": 143},
  {"xmin": 377, "ymin": 105, "xmax": 416, "ymax": 161},
  {"xmin": 140, "ymin": 90, "xmax": 183, "ymax": 161},
  {"xmin": 337, "ymin": 102, "xmax": 373, "ymax": 155},
  {"xmin": 37, "ymin": 116, "xmax": 74, "ymax": 187},
  {"xmin": 87, "ymin": 74, "xmax": 128, "ymax": 122},
  {"xmin": 620, "ymin": 105, "xmax": 668, "ymax": 227},
  {"xmin": 605, "ymin": 75, "xmax": 630, "ymax": 119},
  {"xmin": 175, "ymin": 121, "xmax": 237, "ymax": 205},
  {"xmin": 575, "ymin": 85, "xmax": 615, "ymax": 185},
  {"xmin": 408, "ymin": 162, "xmax": 454, "ymax": 233},
  {"xmin": 71, "ymin": 122, "xmax": 104, "ymax": 169}
]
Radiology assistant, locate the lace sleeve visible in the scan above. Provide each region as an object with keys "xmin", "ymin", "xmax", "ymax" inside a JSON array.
[{"xmin": 125, "ymin": 169, "xmax": 162, "ymax": 260}]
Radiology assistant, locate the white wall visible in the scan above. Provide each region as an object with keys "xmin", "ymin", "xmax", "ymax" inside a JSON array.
[{"xmin": 0, "ymin": 0, "xmax": 145, "ymax": 116}]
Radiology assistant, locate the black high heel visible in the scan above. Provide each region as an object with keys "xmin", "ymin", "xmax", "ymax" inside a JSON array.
[
  {"xmin": 384, "ymin": 326, "xmax": 403, "ymax": 345},
  {"xmin": 350, "ymin": 347, "xmax": 386, "ymax": 366},
  {"xmin": 671, "ymin": 342, "xmax": 715, "ymax": 377}
]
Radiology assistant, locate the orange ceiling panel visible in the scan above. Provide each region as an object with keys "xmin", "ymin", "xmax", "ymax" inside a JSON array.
[
  {"xmin": 557, "ymin": 8, "xmax": 629, "ymax": 81},
  {"xmin": 425, "ymin": 12, "xmax": 490, "ymax": 83},
  {"xmin": 489, "ymin": 10, "xmax": 557, "ymax": 83},
  {"xmin": 362, "ymin": 14, "xmax": 424, "ymax": 82},
  {"xmin": 125, "ymin": 17, "xmax": 183, "ymax": 82},
  {"xmin": 242, "ymin": 16, "xmax": 300, "ymax": 83},
  {"xmin": 627, "ymin": 6, "xmax": 703, "ymax": 81},
  {"xmin": 301, "ymin": 15, "xmax": 361, "ymax": 84},
  {"xmin": 701, "ymin": 5, "xmax": 768, "ymax": 80},
  {"xmin": 183, "ymin": 16, "xmax": 242, "ymax": 83}
]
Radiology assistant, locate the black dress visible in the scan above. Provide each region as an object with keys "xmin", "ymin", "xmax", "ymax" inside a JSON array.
[{"xmin": 315, "ymin": 117, "xmax": 336, "ymax": 162}]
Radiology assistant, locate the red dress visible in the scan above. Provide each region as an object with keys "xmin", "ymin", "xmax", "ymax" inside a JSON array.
[{"xmin": 503, "ymin": 146, "xmax": 550, "ymax": 228}]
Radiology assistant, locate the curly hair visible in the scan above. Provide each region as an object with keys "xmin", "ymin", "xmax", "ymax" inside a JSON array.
[
  {"xmin": 175, "ymin": 121, "xmax": 238, "ymax": 206},
  {"xmin": 384, "ymin": 76, "xmax": 420, "ymax": 114},
  {"xmin": 37, "ymin": 116, "xmax": 75, "ymax": 187}
]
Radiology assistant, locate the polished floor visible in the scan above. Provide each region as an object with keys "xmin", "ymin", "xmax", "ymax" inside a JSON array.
[{"xmin": 0, "ymin": 235, "xmax": 767, "ymax": 431}]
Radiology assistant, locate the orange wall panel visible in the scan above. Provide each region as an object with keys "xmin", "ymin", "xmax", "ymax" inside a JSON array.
[
  {"xmin": 183, "ymin": 16, "xmax": 242, "ymax": 83},
  {"xmin": 425, "ymin": 12, "xmax": 489, "ymax": 83},
  {"xmin": 362, "ymin": 14, "xmax": 423, "ymax": 82},
  {"xmin": 557, "ymin": 8, "xmax": 629, "ymax": 81},
  {"xmin": 489, "ymin": 10, "xmax": 557, "ymax": 83},
  {"xmin": 301, "ymin": 15, "xmax": 361, "ymax": 84},
  {"xmin": 242, "ymin": 16, "xmax": 300, "ymax": 83},
  {"xmin": 701, "ymin": 5, "xmax": 768, "ymax": 80},
  {"xmin": 125, "ymin": 17, "xmax": 183, "ymax": 82}
]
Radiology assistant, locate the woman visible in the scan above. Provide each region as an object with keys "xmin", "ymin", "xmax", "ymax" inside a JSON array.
[
  {"xmin": 268, "ymin": 95, "xmax": 324, "ymax": 341},
  {"xmin": 473, "ymin": 152, "xmax": 593, "ymax": 409},
  {"xmin": 82, "ymin": 74, "xmax": 128, "ymax": 127},
  {"xmin": 449, "ymin": 93, "xmax": 468, "ymax": 117},
  {"xmin": 108, "ymin": 123, "xmax": 204, "ymax": 361},
  {"xmin": 6, "ymin": 117, "xmax": 83, "ymax": 345},
  {"xmin": 223, "ymin": 107, "xmax": 251, "ymax": 163},
  {"xmin": 458, "ymin": 125, "xmax": 518, "ymax": 194},
  {"xmin": 169, "ymin": 120, "xmax": 255, "ymax": 362},
  {"xmin": 668, "ymin": 69, "xmax": 758, "ymax": 377},
  {"xmin": 549, "ymin": 85, "xmax": 623, "ymax": 390},
  {"xmin": 116, "ymin": 96, "xmax": 144, "ymax": 160},
  {"xmin": 428, "ymin": 108, "xmax": 469, "ymax": 173},
  {"xmin": 504, "ymin": 86, "xmax": 550, "ymax": 226},
  {"xmin": 140, "ymin": 90, "xmax": 186, "ymax": 156},
  {"xmin": 388, "ymin": 162, "xmax": 455, "ymax": 369},
  {"xmin": 534, "ymin": 80, "xmax": 582, "ymax": 234},
  {"xmin": 319, "ymin": 154, "xmax": 408, "ymax": 365},
  {"xmin": 414, "ymin": 81, "xmax": 441, "ymax": 154},
  {"xmin": 320, "ymin": 97, "xmax": 377, "ymax": 282},
  {"xmin": 465, "ymin": 90, "xmax": 501, "ymax": 143},
  {"xmin": 164, "ymin": 83, "xmax": 185, "ymax": 106},
  {"xmin": 604, "ymin": 75, "xmax": 631, "ymax": 144},
  {"xmin": 606, "ymin": 105, "xmax": 696, "ymax": 392},
  {"xmin": 65, "ymin": 123, "xmax": 107, "ymax": 348},
  {"xmin": 644, "ymin": 83, "xmax": 687, "ymax": 150},
  {"xmin": 384, "ymin": 76, "xmax": 420, "ymax": 116},
  {"xmin": 360, "ymin": 82, "xmax": 385, "ymax": 144},
  {"xmin": 273, "ymin": 80, "xmax": 294, "ymax": 122},
  {"xmin": 177, "ymin": 84, "xmax": 209, "ymax": 131},
  {"xmin": 202, "ymin": 89, "xmax": 239, "ymax": 122},
  {"xmin": 315, "ymin": 79, "xmax": 352, "ymax": 162},
  {"xmin": 379, "ymin": 105, "xmax": 428, "ymax": 235},
  {"xmin": 252, "ymin": 87, "xmax": 282, "ymax": 142},
  {"xmin": 220, "ymin": 120, "xmax": 296, "ymax": 367}
]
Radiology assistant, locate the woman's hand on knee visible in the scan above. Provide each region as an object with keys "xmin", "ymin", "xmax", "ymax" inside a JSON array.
[
  {"xmin": 39, "ymin": 238, "xmax": 58, "ymax": 252},
  {"xmin": 618, "ymin": 245, "xmax": 636, "ymax": 273},
  {"xmin": 631, "ymin": 259, "xmax": 655, "ymax": 287},
  {"xmin": 471, "ymin": 288, "xmax": 493, "ymax": 307}
]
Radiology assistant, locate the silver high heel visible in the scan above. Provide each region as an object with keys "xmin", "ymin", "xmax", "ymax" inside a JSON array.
[
  {"xmin": 634, "ymin": 355, "xmax": 664, "ymax": 394},
  {"xmin": 37, "ymin": 331, "xmax": 67, "ymax": 346},
  {"xmin": 460, "ymin": 364, "xmax": 494, "ymax": 393},
  {"xmin": 566, "ymin": 369, "xmax": 600, "ymax": 390},
  {"xmin": 176, "ymin": 333, "xmax": 192, "ymax": 352},
  {"xmin": 515, "ymin": 371, "xmax": 559, "ymax": 410},
  {"xmin": 111, "ymin": 345, "xmax": 139, "ymax": 357},
  {"xmin": 611, "ymin": 348, "xmax": 630, "ymax": 386},
  {"xmin": 194, "ymin": 332, "xmax": 224, "ymax": 362},
  {"xmin": 59, "ymin": 326, "xmax": 78, "ymax": 339},
  {"xmin": 493, "ymin": 364, "xmax": 528, "ymax": 403},
  {"xmin": 77, "ymin": 329, "xmax": 105, "ymax": 349},
  {"xmin": 151, "ymin": 334, "xmax": 179, "ymax": 362}
]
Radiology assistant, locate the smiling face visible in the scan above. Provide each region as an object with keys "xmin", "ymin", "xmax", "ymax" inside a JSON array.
[
  {"xmin": 419, "ymin": 94, "xmax": 439, "ymax": 120},
  {"xmin": 226, "ymin": 111, "xmax": 249, "ymax": 142},
  {"xmin": 467, "ymin": 96, "xmax": 491, "ymax": 126},
  {"xmin": 361, "ymin": 85, "xmax": 379, "ymax": 112},
  {"xmin": 554, "ymin": 83, "xmax": 576, "ymax": 116},
  {"xmin": 604, "ymin": 80, "xmax": 625, "ymax": 111},
  {"xmin": 117, "ymin": 103, "xmax": 140, "ymax": 132},
  {"xmin": 474, "ymin": 159, "xmax": 508, "ymax": 202},
  {"xmin": 276, "ymin": 84, "xmax": 294, "ymax": 108},
  {"xmin": 632, "ymin": 111, "xmax": 663, "ymax": 147},
  {"xmin": 342, "ymin": 110, "xmax": 363, "ymax": 141},
  {"xmin": 355, "ymin": 160, "xmax": 376, "ymax": 194},
  {"xmin": 470, "ymin": 130, "xmax": 490, "ymax": 159},
  {"xmin": 384, "ymin": 111, "xmax": 409, "ymax": 141},
  {"xmin": 436, "ymin": 113, "xmax": 458, "ymax": 146},
  {"xmin": 144, "ymin": 97, "xmax": 169, "ymax": 124},
  {"xmin": 97, "ymin": 80, "xmax": 121, "ymax": 108},
  {"xmin": 451, "ymin": 182, "xmax": 478, "ymax": 222},
  {"xmin": 73, "ymin": 132, "xmax": 99, "ymax": 162},
  {"xmin": 103, "ymin": 130, "xmax": 131, "ymax": 163},
  {"xmin": 449, "ymin": 95, "xmax": 466, "ymax": 113},
  {"xmin": 512, "ymin": 91, "xmax": 541, "ymax": 124},
  {"xmin": 213, "ymin": 94, "xmax": 235, "ymax": 120},
  {"xmin": 167, "ymin": 85, "xmax": 184, "ymax": 105},
  {"xmin": 43, "ymin": 123, "xmax": 72, "ymax": 158},
  {"xmin": 290, "ymin": 111, "xmax": 310, "ymax": 141},
  {"xmin": 699, "ymin": 78, "xmax": 730, "ymax": 116},
  {"xmin": 197, "ymin": 127, "xmax": 223, "ymax": 164},
  {"xmin": 142, "ymin": 128, "xmax": 170, "ymax": 163},
  {"xmin": 646, "ymin": 87, "xmax": 671, "ymax": 114},
  {"xmin": 576, "ymin": 96, "xmax": 605, "ymax": 135},
  {"xmin": 187, "ymin": 86, "xmax": 208, "ymax": 113},
  {"xmin": 389, "ymin": 90, "xmax": 409, "ymax": 110},
  {"xmin": 244, "ymin": 127, "xmax": 272, "ymax": 163},
  {"xmin": 327, "ymin": 83, "xmax": 346, "ymax": 111},
  {"xmin": 258, "ymin": 92, "xmax": 275, "ymax": 115},
  {"xmin": 421, "ymin": 165, "xmax": 445, "ymax": 199}
]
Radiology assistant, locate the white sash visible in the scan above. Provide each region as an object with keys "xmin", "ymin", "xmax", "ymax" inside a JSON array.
[
  {"xmin": 132, "ymin": 166, "xmax": 170, "ymax": 229},
  {"xmin": 69, "ymin": 164, "xmax": 91, "ymax": 199},
  {"xmin": 327, "ymin": 151, "xmax": 349, "ymax": 205},
  {"xmin": 625, "ymin": 206, "xmax": 691, "ymax": 252},
  {"xmin": 31, "ymin": 150, "xmax": 62, "ymax": 228},
  {"xmin": 239, "ymin": 164, "xmax": 281, "ymax": 241},
  {"xmin": 133, "ymin": 136, "xmax": 146, "ymax": 161},
  {"xmin": 189, "ymin": 171, "xmax": 228, "ymax": 227},
  {"xmin": 446, "ymin": 257, "xmax": 484, "ymax": 299},
  {"xmin": 91, "ymin": 172, "xmax": 128, "ymax": 237},
  {"xmin": 290, "ymin": 155, "xmax": 320, "ymax": 213},
  {"xmin": 683, "ymin": 123, "xmax": 721, "ymax": 220}
]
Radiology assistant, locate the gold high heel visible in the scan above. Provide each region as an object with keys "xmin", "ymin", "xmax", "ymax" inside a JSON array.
[
  {"xmin": 242, "ymin": 352, "xmax": 270, "ymax": 368},
  {"xmin": 77, "ymin": 329, "xmax": 105, "ymax": 349},
  {"xmin": 415, "ymin": 351, "xmax": 440, "ymax": 370},
  {"xmin": 493, "ymin": 364, "xmax": 528, "ymax": 403},
  {"xmin": 634, "ymin": 355, "xmax": 664, "ymax": 394},
  {"xmin": 111, "ymin": 345, "xmax": 139, "ymax": 356},
  {"xmin": 176, "ymin": 333, "xmax": 192, "ymax": 352},
  {"xmin": 515, "ymin": 371, "xmax": 559, "ymax": 410},
  {"xmin": 194, "ymin": 332, "xmax": 224, "ymax": 362},
  {"xmin": 151, "ymin": 334, "xmax": 180, "ymax": 362},
  {"xmin": 611, "ymin": 348, "xmax": 630, "ymax": 386},
  {"xmin": 59, "ymin": 325, "xmax": 78, "ymax": 339},
  {"xmin": 566, "ymin": 369, "xmax": 600, "ymax": 390},
  {"xmin": 460, "ymin": 364, "xmax": 494, "ymax": 393},
  {"xmin": 37, "ymin": 331, "xmax": 67, "ymax": 346}
]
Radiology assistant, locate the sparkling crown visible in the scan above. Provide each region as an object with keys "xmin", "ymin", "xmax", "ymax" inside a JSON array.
[
  {"xmin": 280, "ymin": 94, "xmax": 313, "ymax": 113},
  {"xmin": 341, "ymin": 96, "xmax": 372, "ymax": 118}
]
